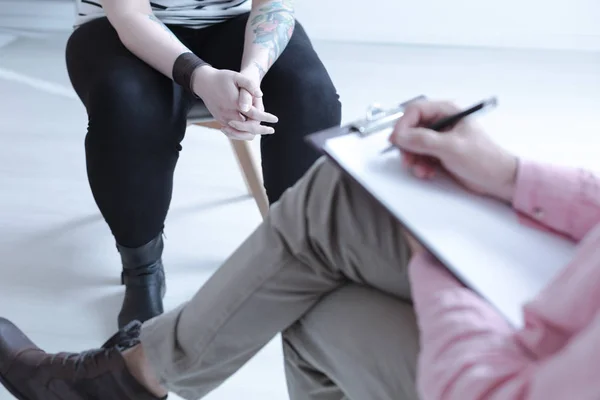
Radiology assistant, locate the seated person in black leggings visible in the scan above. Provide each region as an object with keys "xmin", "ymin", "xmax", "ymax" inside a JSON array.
[{"xmin": 67, "ymin": 0, "xmax": 342, "ymax": 328}]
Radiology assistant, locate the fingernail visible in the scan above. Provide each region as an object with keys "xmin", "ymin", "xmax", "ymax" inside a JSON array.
[{"xmin": 240, "ymin": 103, "xmax": 251, "ymax": 112}]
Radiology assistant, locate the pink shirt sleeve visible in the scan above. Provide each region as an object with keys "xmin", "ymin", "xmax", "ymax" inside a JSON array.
[
  {"xmin": 513, "ymin": 159, "xmax": 600, "ymax": 241},
  {"xmin": 409, "ymin": 253, "xmax": 600, "ymax": 400}
]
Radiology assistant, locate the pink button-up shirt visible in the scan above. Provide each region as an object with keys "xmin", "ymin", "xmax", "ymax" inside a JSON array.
[{"xmin": 409, "ymin": 159, "xmax": 600, "ymax": 400}]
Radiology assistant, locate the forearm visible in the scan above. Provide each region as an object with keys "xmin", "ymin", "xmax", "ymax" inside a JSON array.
[
  {"xmin": 240, "ymin": 0, "xmax": 295, "ymax": 81},
  {"xmin": 512, "ymin": 159, "xmax": 600, "ymax": 241},
  {"xmin": 107, "ymin": 11, "xmax": 190, "ymax": 79}
]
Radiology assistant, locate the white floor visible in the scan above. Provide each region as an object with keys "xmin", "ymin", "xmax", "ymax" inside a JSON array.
[{"xmin": 0, "ymin": 34, "xmax": 599, "ymax": 399}]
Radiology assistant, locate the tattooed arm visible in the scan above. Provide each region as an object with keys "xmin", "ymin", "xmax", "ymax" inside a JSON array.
[
  {"xmin": 102, "ymin": 0, "xmax": 203, "ymax": 79},
  {"xmin": 240, "ymin": 0, "xmax": 296, "ymax": 82}
]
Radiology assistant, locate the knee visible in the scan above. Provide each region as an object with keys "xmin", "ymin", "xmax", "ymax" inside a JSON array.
[
  {"xmin": 269, "ymin": 67, "xmax": 341, "ymax": 126},
  {"xmin": 263, "ymin": 34, "xmax": 342, "ymax": 127},
  {"xmin": 88, "ymin": 66, "xmax": 164, "ymax": 122},
  {"xmin": 85, "ymin": 67, "xmax": 186, "ymax": 148}
]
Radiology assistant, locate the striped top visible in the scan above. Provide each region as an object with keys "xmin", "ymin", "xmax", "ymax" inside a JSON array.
[{"xmin": 75, "ymin": 0, "xmax": 252, "ymax": 28}]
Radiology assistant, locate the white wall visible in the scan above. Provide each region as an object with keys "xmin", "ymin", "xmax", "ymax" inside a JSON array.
[
  {"xmin": 0, "ymin": 0, "xmax": 598, "ymax": 51},
  {"xmin": 0, "ymin": 33, "xmax": 16, "ymax": 48},
  {"xmin": 294, "ymin": 0, "xmax": 600, "ymax": 52},
  {"xmin": 0, "ymin": 0, "xmax": 73, "ymax": 36}
]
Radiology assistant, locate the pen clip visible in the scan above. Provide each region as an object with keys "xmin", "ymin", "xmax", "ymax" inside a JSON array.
[
  {"xmin": 350, "ymin": 95, "xmax": 426, "ymax": 137},
  {"xmin": 350, "ymin": 104, "xmax": 405, "ymax": 136}
]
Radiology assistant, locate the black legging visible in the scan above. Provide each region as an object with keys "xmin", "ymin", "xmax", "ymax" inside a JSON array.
[{"xmin": 65, "ymin": 15, "xmax": 341, "ymax": 248}]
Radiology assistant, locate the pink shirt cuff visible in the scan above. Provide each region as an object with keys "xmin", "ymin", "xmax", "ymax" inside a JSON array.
[{"xmin": 512, "ymin": 159, "xmax": 573, "ymax": 233}]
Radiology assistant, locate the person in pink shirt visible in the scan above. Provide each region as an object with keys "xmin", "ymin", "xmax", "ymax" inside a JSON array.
[
  {"xmin": 393, "ymin": 101, "xmax": 600, "ymax": 400},
  {"xmin": 0, "ymin": 99, "xmax": 595, "ymax": 400}
]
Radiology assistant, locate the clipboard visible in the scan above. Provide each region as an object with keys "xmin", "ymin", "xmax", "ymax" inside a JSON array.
[
  {"xmin": 305, "ymin": 96, "xmax": 575, "ymax": 328},
  {"xmin": 307, "ymin": 95, "xmax": 426, "ymax": 150}
]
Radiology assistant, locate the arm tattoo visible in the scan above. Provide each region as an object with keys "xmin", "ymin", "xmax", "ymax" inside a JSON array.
[
  {"xmin": 254, "ymin": 61, "xmax": 267, "ymax": 80},
  {"xmin": 250, "ymin": 0, "xmax": 295, "ymax": 68}
]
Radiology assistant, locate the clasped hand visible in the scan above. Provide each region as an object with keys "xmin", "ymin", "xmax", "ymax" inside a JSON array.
[{"xmin": 192, "ymin": 66, "xmax": 278, "ymax": 141}]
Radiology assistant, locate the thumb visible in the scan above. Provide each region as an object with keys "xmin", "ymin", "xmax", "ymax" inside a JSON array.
[
  {"xmin": 234, "ymin": 74, "xmax": 263, "ymax": 98},
  {"xmin": 391, "ymin": 127, "xmax": 452, "ymax": 157},
  {"xmin": 238, "ymin": 89, "xmax": 253, "ymax": 113}
]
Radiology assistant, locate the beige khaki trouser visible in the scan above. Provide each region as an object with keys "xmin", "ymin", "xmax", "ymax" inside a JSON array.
[{"xmin": 140, "ymin": 158, "xmax": 420, "ymax": 400}]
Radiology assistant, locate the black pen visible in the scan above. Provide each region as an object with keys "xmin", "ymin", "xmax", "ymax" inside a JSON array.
[{"xmin": 381, "ymin": 97, "xmax": 498, "ymax": 153}]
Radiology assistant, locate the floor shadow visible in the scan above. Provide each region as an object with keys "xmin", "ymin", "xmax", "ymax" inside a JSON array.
[
  {"xmin": 1, "ymin": 193, "xmax": 253, "ymax": 332},
  {"xmin": 167, "ymin": 194, "xmax": 252, "ymax": 218},
  {"xmin": 1, "ymin": 213, "xmax": 113, "ymax": 291}
]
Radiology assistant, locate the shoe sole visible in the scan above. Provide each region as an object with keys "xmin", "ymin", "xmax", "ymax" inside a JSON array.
[{"xmin": 0, "ymin": 372, "xmax": 29, "ymax": 400}]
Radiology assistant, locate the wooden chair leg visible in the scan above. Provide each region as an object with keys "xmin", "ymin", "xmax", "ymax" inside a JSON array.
[
  {"xmin": 192, "ymin": 121, "xmax": 269, "ymax": 219},
  {"xmin": 229, "ymin": 139, "xmax": 269, "ymax": 219}
]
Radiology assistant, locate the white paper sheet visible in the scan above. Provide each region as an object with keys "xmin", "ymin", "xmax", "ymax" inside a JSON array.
[{"xmin": 324, "ymin": 129, "xmax": 576, "ymax": 327}]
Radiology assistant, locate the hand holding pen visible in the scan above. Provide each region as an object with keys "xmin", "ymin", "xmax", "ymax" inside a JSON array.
[
  {"xmin": 383, "ymin": 97, "xmax": 497, "ymax": 153},
  {"xmin": 387, "ymin": 98, "xmax": 520, "ymax": 203}
]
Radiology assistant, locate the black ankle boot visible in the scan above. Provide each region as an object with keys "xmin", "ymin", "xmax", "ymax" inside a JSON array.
[{"xmin": 117, "ymin": 234, "xmax": 166, "ymax": 329}]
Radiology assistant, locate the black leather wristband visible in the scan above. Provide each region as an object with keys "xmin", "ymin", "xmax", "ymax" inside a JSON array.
[{"xmin": 172, "ymin": 52, "xmax": 210, "ymax": 95}]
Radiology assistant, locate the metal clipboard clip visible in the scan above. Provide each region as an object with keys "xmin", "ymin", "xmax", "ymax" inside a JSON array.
[{"xmin": 349, "ymin": 95, "xmax": 426, "ymax": 137}]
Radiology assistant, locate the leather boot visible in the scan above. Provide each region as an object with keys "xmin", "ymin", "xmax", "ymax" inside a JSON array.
[
  {"xmin": 0, "ymin": 318, "xmax": 165, "ymax": 399},
  {"xmin": 117, "ymin": 234, "xmax": 166, "ymax": 329}
]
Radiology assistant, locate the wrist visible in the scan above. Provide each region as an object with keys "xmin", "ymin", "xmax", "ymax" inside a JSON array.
[
  {"xmin": 495, "ymin": 153, "xmax": 519, "ymax": 204},
  {"xmin": 241, "ymin": 62, "xmax": 266, "ymax": 83},
  {"xmin": 173, "ymin": 52, "xmax": 210, "ymax": 96},
  {"xmin": 191, "ymin": 65, "xmax": 215, "ymax": 99}
]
